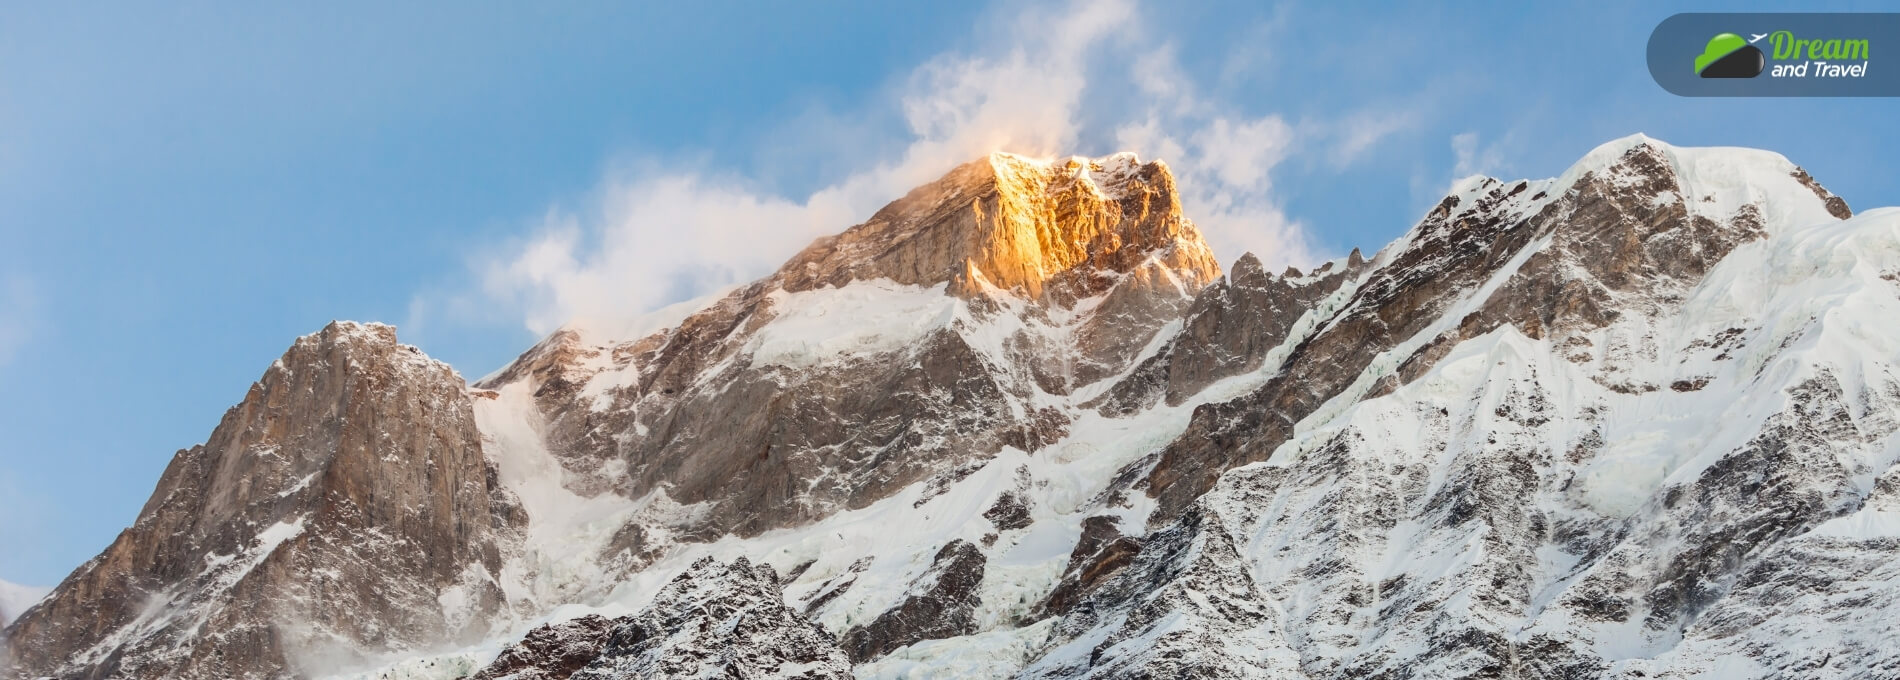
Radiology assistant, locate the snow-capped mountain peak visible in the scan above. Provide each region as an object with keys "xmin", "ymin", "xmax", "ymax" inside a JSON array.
[
  {"xmin": 9, "ymin": 137, "xmax": 1900, "ymax": 680},
  {"xmin": 777, "ymin": 150, "xmax": 1219, "ymax": 306}
]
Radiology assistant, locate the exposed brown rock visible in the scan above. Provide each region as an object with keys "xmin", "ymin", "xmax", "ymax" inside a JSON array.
[
  {"xmin": 1672, "ymin": 378, "xmax": 1712, "ymax": 392},
  {"xmin": 470, "ymin": 559, "xmax": 858, "ymax": 679},
  {"xmin": 471, "ymin": 614, "xmax": 621, "ymax": 680},
  {"xmin": 984, "ymin": 490, "xmax": 1034, "ymax": 532},
  {"xmin": 1040, "ymin": 515, "xmax": 1144, "ymax": 616},
  {"xmin": 1791, "ymin": 167, "xmax": 1853, "ymax": 220},
  {"xmin": 777, "ymin": 153, "xmax": 1219, "ymax": 304}
]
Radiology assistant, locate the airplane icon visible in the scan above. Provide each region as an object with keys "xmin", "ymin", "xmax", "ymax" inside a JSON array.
[{"xmin": 1749, "ymin": 33, "xmax": 1768, "ymax": 43}]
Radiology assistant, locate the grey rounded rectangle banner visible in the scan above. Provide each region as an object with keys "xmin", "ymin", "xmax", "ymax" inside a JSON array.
[{"xmin": 1651, "ymin": 13, "xmax": 1898, "ymax": 96}]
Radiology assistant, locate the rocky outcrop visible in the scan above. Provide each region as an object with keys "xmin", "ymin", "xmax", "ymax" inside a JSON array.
[
  {"xmin": 983, "ymin": 491, "xmax": 1034, "ymax": 532},
  {"xmin": 1039, "ymin": 515, "xmax": 1142, "ymax": 616},
  {"xmin": 1026, "ymin": 505, "xmax": 1304, "ymax": 679},
  {"xmin": 776, "ymin": 152, "xmax": 1222, "ymax": 390},
  {"xmin": 470, "ymin": 614, "xmax": 620, "ymax": 680},
  {"xmin": 1, "ymin": 322, "xmax": 521, "ymax": 680},
  {"xmin": 1656, "ymin": 463, "xmax": 1900, "ymax": 679},
  {"xmin": 1092, "ymin": 249, "xmax": 1366, "ymax": 416},
  {"xmin": 1138, "ymin": 173, "xmax": 1553, "ymax": 527},
  {"xmin": 469, "ymin": 558, "xmax": 852, "ymax": 680},
  {"xmin": 567, "ymin": 557, "xmax": 851, "ymax": 680},
  {"xmin": 840, "ymin": 540, "xmax": 987, "ymax": 662}
]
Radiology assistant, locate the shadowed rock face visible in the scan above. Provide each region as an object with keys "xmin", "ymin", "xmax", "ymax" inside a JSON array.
[
  {"xmin": 1092, "ymin": 249, "xmax": 1369, "ymax": 416},
  {"xmin": 1028, "ymin": 506, "xmax": 1306, "ymax": 679},
  {"xmin": 471, "ymin": 614, "xmax": 620, "ymax": 680},
  {"xmin": 1, "ymin": 322, "xmax": 521, "ymax": 680},
  {"xmin": 840, "ymin": 539, "xmax": 987, "ymax": 662},
  {"xmin": 1039, "ymin": 515, "xmax": 1143, "ymax": 616},
  {"xmin": 474, "ymin": 152, "xmax": 1223, "ymax": 559}
]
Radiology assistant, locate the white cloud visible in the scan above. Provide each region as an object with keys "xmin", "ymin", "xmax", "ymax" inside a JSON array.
[
  {"xmin": 480, "ymin": 178, "xmax": 854, "ymax": 336},
  {"xmin": 440, "ymin": 0, "xmax": 1145, "ymax": 338},
  {"xmin": 1328, "ymin": 109, "xmax": 1419, "ymax": 168},
  {"xmin": 1452, "ymin": 131, "xmax": 1506, "ymax": 178},
  {"xmin": 1112, "ymin": 44, "xmax": 1313, "ymax": 271},
  {"xmin": 436, "ymin": 0, "xmax": 1400, "ymax": 341}
]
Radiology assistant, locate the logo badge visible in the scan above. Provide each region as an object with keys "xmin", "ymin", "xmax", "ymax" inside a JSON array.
[
  {"xmin": 1651, "ymin": 13, "xmax": 1896, "ymax": 97},
  {"xmin": 1695, "ymin": 32, "xmax": 1766, "ymax": 77}
]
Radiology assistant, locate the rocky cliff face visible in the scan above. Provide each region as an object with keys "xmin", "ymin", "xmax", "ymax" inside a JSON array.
[
  {"xmin": 11, "ymin": 137, "xmax": 1900, "ymax": 680},
  {"xmin": 2, "ymin": 322, "xmax": 522, "ymax": 679},
  {"xmin": 779, "ymin": 152, "xmax": 1219, "ymax": 305}
]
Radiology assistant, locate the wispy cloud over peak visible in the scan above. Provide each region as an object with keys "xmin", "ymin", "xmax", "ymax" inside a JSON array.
[{"xmin": 426, "ymin": 0, "xmax": 1404, "ymax": 342}]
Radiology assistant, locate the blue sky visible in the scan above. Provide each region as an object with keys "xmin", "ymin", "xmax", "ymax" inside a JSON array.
[{"xmin": 1, "ymin": 1, "xmax": 1894, "ymax": 586}]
